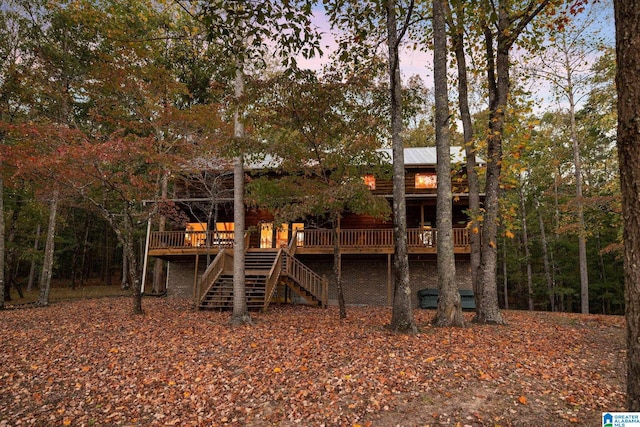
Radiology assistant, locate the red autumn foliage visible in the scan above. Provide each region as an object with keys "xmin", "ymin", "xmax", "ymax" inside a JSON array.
[{"xmin": 0, "ymin": 298, "xmax": 624, "ymax": 426}]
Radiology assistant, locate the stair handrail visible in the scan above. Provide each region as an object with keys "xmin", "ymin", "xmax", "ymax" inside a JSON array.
[
  {"xmin": 244, "ymin": 231, "xmax": 251, "ymax": 252},
  {"xmin": 322, "ymin": 275, "xmax": 328, "ymax": 308},
  {"xmin": 262, "ymin": 249, "xmax": 284, "ymax": 311},
  {"xmin": 283, "ymin": 251, "xmax": 328, "ymax": 308},
  {"xmin": 198, "ymin": 249, "xmax": 232, "ymax": 304},
  {"xmin": 288, "ymin": 230, "xmax": 298, "ymax": 256}
]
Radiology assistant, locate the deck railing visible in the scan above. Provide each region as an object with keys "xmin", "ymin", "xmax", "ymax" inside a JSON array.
[
  {"xmin": 150, "ymin": 228, "xmax": 470, "ymax": 252},
  {"xmin": 263, "ymin": 249, "xmax": 284, "ymax": 311},
  {"xmin": 283, "ymin": 252, "xmax": 328, "ymax": 308},
  {"xmin": 297, "ymin": 228, "xmax": 470, "ymax": 249},
  {"xmin": 197, "ymin": 249, "xmax": 233, "ymax": 303},
  {"xmin": 150, "ymin": 230, "xmax": 235, "ymax": 249}
]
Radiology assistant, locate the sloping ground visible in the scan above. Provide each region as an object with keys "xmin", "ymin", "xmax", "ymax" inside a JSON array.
[{"xmin": 0, "ymin": 298, "xmax": 625, "ymax": 426}]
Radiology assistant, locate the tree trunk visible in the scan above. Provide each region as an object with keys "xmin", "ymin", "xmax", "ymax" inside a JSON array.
[
  {"xmin": 70, "ymin": 216, "xmax": 89, "ymax": 289},
  {"xmin": 332, "ymin": 225, "xmax": 346, "ymax": 319},
  {"xmin": 447, "ymin": 0, "xmax": 482, "ymax": 316},
  {"xmin": 502, "ymin": 237, "xmax": 508, "ymax": 310},
  {"xmin": 125, "ymin": 234, "xmax": 143, "ymax": 314},
  {"xmin": 432, "ymin": 0, "xmax": 463, "ymax": 327},
  {"xmin": 79, "ymin": 217, "xmax": 90, "ymax": 286},
  {"xmin": 27, "ymin": 224, "xmax": 41, "ymax": 292},
  {"xmin": 568, "ymin": 87, "xmax": 589, "ymax": 314},
  {"xmin": 475, "ymin": 17, "xmax": 507, "ymax": 325},
  {"xmin": 537, "ymin": 202, "xmax": 555, "ymax": 311},
  {"xmin": 614, "ymin": 0, "xmax": 640, "ymax": 410},
  {"xmin": 121, "ymin": 252, "xmax": 129, "ymax": 289},
  {"xmin": 38, "ymin": 189, "xmax": 59, "ymax": 306},
  {"xmin": 0, "ymin": 166, "xmax": 5, "ymax": 309},
  {"xmin": 152, "ymin": 171, "xmax": 168, "ymax": 294},
  {"xmin": 474, "ymin": 0, "xmax": 553, "ymax": 323},
  {"xmin": 520, "ymin": 185, "xmax": 534, "ymax": 311},
  {"xmin": 555, "ymin": 32, "xmax": 590, "ymax": 313},
  {"xmin": 5, "ymin": 205, "xmax": 20, "ymax": 301},
  {"xmin": 387, "ymin": 0, "xmax": 417, "ymax": 334},
  {"xmin": 230, "ymin": 66, "xmax": 250, "ymax": 326},
  {"xmin": 104, "ymin": 223, "xmax": 113, "ymax": 286}
]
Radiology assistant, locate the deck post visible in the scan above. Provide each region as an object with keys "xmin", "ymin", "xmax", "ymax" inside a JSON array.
[
  {"xmin": 387, "ymin": 254, "xmax": 392, "ymax": 306},
  {"xmin": 140, "ymin": 218, "xmax": 152, "ymax": 295},
  {"xmin": 193, "ymin": 253, "xmax": 200, "ymax": 308}
]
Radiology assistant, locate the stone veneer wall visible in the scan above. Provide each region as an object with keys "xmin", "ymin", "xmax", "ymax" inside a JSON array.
[
  {"xmin": 166, "ymin": 261, "xmax": 206, "ymax": 300},
  {"xmin": 165, "ymin": 255, "xmax": 472, "ymax": 308},
  {"xmin": 299, "ymin": 255, "xmax": 472, "ymax": 308}
]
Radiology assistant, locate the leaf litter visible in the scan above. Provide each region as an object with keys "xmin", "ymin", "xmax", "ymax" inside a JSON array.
[{"xmin": 0, "ymin": 298, "xmax": 625, "ymax": 426}]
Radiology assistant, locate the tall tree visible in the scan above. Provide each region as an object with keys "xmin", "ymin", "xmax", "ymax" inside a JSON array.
[
  {"xmin": 0, "ymin": 161, "xmax": 4, "ymax": 308},
  {"xmin": 1, "ymin": 0, "xmax": 87, "ymax": 306},
  {"xmin": 247, "ymin": 69, "xmax": 391, "ymax": 319},
  {"xmin": 444, "ymin": 0, "xmax": 482, "ymax": 306},
  {"xmin": 387, "ymin": 0, "xmax": 418, "ymax": 333},
  {"xmin": 0, "ymin": 0, "xmax": 33, "ymax": 308},
  {"xmin": 432, "ymin": 0, "xmax": 464, "ymax": 327},
  {"xmin": 614, "ymin": 0, "xmax": 640, "ymax": 410},
  {"xmin": 526, "ymin": 2, "xmax": 612, "ymax": 314},
  {"xmin": 536, "ymin": 198, "xmax": 556, "ymax": 311},
  {"xmin": 518, "ymin": 178, "xmax": 534, "ymax": 311},
  {"xmin": 9, "ymin": 0, "xmax": 210, "ymax": 312},
  {"xmin": 37, "ymin": 189, "xmax": 58, "ymax": 306},
  {"xmin": 474, "ymin": 0, "xmax": 556, "ymax": 324},
  {"xmin": 231, "ymin": 66, "xmax": 248, "ymax": 325},
  {"xmin": 194, "ymin": 0, "xmax": 321, "ymax": 325}
]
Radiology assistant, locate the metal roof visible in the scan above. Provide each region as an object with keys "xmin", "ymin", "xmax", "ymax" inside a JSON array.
[
  {"xmin": 378, "ymin": 146, "xmax": 470, "ymax": 165},
  {"xmin": 191, "ymin": 146, "xmax": 475, "ymax": 171}
]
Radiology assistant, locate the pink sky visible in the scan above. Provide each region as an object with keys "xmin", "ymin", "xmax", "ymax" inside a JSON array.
[{"xmin": 295, "ymin": 8, "xmax": 435, "ymax": 86}]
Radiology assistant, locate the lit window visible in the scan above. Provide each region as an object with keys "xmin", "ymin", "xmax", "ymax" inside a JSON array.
[
  {"xmin": 276, "ymin": 224, "xmax": 289, "ymax": 248},
  {"xmin": 415, "ymin": 173, "xmax": 437, "ymax": 189},
  {"xmin": 215, "ymin": 222, "xmax": 234, "ymax": 244},
  {"xmin": 363, "ymin": 174, "xmax": 376, "ymax": 190},
  {"xmin": 260, "ymin": 223, "xmax": 273, "ymax": 248},
  {"xmin": 185, "ymin": 222, "xmax": 207, "ymax": 247},
  {"xmin": 293, "ymin": 223, "xmax": 304, "ymax": 247}
]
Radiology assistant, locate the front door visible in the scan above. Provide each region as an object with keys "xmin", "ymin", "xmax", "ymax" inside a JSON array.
[{"xmin": 260, "ymin": 223, "xmax": 274, "ymax": 248}]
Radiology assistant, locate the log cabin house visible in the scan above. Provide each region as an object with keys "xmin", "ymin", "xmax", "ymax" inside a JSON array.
[{"xmin": 145, "ymin": 147, "xmax": 480, "ymax": 310}]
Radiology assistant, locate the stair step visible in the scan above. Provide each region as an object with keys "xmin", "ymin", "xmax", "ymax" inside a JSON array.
[{"xmin": 199, "ymin": 250, "xmax": 324, "ymax": 310}]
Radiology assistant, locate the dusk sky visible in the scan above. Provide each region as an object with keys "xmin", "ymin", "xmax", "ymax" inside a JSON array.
[{"xmin": 296, "ymin": 1, "xmax": 614, "ymax": 114}]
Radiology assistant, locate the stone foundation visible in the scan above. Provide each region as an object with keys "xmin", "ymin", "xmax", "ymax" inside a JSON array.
[{"xmin": 299, "ymin": 254, "xmax": 472, "ymax": 307}]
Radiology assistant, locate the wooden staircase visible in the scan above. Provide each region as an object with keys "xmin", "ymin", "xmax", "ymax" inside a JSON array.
[
  {"xmin": 268, "ymin": 252, "xmax": 327, "ymax": 310},
  {"xmin": 197, "ymin": 249, "xmax": 327, "ymax": 311}
]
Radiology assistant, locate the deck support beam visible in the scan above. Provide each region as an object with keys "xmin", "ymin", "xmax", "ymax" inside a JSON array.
[{"xmin": 193, "ymin": 253, "xmax": 200, "ymax": 307}]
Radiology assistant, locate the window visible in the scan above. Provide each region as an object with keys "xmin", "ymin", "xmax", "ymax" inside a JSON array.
[
  {"xmin": 215, "ymin": 222, "xmax": 234, "ymax": 244},
  {"xmin": 292, "ymin": 223, "xmax": 305, "ymax": 247},
  {"xmin": 215, "ymin": 222, "xmax": 234, "ymax": 232},
  {"xmin": 276, "ymin": 224, "xmax": 289, "ymax": 248},
  {"xmin": 260, "ymin": 223, "xmax": 273, "ymax": 248},
  {"xmin": 415, "ymin": 173, "xmax": 437, "ymax": 189},
  {"xmin": 185, "ymin": 222, "xmax": 207, "ymax": 247},
  {"xmin": 363, "ymin": 174, "xmax": 376, "ymax": 190}
]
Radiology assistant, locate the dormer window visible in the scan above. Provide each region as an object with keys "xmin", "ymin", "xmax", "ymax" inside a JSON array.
[
  {"xmin": 363, "ymin": 174, "xmax": 376, "ymax": 190},
  {"xmin": 415, "ymin": 173, "xmax": 437, "ymax": 189}
]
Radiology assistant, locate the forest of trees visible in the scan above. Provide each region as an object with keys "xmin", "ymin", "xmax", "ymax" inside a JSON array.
[{"xmin": 0, "ymin": 0, "xmax": 620, "ymax": 320}]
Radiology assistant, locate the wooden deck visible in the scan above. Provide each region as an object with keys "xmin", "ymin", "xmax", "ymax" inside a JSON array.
[{"xmin": 149, "ymin": 228, "xmax": 471, "ymax": 257}]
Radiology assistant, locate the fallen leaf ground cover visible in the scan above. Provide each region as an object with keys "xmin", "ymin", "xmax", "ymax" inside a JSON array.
[
  {"xmin": 0, "ymin": 298, "xmax": 625, "ymax": 426},
  {"xmin": 4, "ymin": 281, "xmax": 130, "ymax": 306}
]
